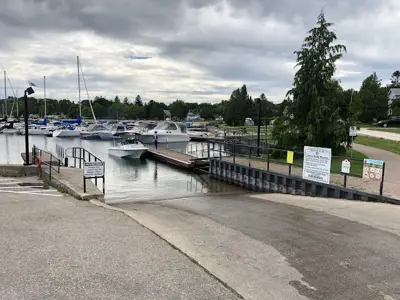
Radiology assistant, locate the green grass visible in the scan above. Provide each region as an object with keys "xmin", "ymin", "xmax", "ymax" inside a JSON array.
[
  {"xmin": 355, "ymin": 135, "xmax": 400, "ymax": 155},
  {"xmin": 262, "ymin": 149, "xmax": 367, "ymax": 177}
]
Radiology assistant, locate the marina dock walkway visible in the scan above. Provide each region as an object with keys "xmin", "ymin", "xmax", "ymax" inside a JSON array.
[
  {"xmin": 146, "ymin": 145, "xmax": 208, "ymax": 169},
  {"xmin": 0, "ymin": 177, "xmax": 238, "ymax": 300}
]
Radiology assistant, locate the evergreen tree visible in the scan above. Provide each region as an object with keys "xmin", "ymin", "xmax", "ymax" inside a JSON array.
[
  {"xmin": 272, "ymin": 11, "xmax": 347, "ymax": 154},
  {"xmin": 134, "ymin": 95, "xmax": 143, "ymax": 106},
  {"xmin": 359, "ymin": 73, "xmax": 388, "ymax": 122},
  {"xmin": 390, "ymin": 70, "xmax": 400, "ymax": 87}
]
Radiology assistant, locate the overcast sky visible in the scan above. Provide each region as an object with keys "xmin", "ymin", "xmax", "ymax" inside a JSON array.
[{"xmin": 0, "ymin": 0, "xmax": 399, "ymax": 104}]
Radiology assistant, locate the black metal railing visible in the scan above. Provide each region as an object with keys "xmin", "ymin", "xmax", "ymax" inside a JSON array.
[
  {"xmin": 56, "ymin": 144, "xmax": 65, "ymax": 160},
  {"xmin": 65, "ymin": 147, "xmax": 102, "ymax": 168},
  {"xmin": 32, "ymin": 145, "xmax": 61, "ymax": 180},
  {"xmin": 206, "ymin": 140, "xmax": 386, "ymax": 194},
  {"xmin": 65, "ymin": 147, "xmax": 105, "ymax": 194}
]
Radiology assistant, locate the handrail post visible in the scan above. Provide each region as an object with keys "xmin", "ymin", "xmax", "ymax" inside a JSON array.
[
  {"xmin": 380, "ymin": 162, "xmax": 386, "ymax": 196},
  {"xmin": 49, "ymin": 155, "xmax": 52, "ymax": 179}
]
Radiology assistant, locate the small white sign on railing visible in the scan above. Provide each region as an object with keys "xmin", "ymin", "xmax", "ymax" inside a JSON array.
[{"xmin": 83, "ymin": 161, "xmax": 104, "ymax": 178}]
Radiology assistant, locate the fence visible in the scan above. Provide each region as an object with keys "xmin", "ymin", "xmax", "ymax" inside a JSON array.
[
  {"xmin": 32, "ymin": 145, "xmax": 62, "ymax": 180},
  {"xmin": 207, "ymin": 140, "xmax": 385, "ymax": 195},
  {"xmin": 65, "ymin": 147, "xmax": 105, "ymax": 194}
]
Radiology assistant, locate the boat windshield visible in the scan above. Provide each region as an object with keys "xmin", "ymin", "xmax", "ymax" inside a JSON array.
[
  {"xmin": 121, "ymin": 138, "xmax": 139, "ymax": 145},
  {"xmin": 154, "ymin": 122, "xmax": 178, "ymax": 131}
]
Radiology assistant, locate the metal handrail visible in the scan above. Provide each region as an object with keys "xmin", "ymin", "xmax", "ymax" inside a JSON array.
[
  {"xmin": 32, "ymin": 145, "xmax": 61, "ymax": 180},
  {"xmin": 65, "ymin": 147, "xmax": 102, "ymax": 168},
  {"xmin": 65, "ymin": 147, "xmax": 104, "ymax": 193}
]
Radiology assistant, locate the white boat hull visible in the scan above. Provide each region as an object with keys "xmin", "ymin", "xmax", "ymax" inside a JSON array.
[
  {"xmin": 108, "ymin": 148, "xmax": 147, "ymax": 158},
  {"xmin": 1, "ymin": 129, "xmax": 18, "ymax": 134},
  {"xmin": 108, "ymin": 141, "xmax": 148, "ymax": 158},
  {"xmin": 139, "ymin": 133, "xmax": 190, "ymax": 144},
  {"xmin": 53, "ymin": 129, "xmax": 81, "ymax": 138}
]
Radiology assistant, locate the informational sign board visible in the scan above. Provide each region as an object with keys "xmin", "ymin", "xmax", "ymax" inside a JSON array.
[
  {"xmin": 362, "ymin": 159, "xmax": 384, "ymax": 181},
  {"xmin": 341, "ymin": 159, "xmax": 351, "ymax": 174},
  {"xmin": 83, "ymin": 161, "xmax": 104, "ymax": 178},
  {"xmin": 302, "ymin": 146, "xmax": 332, "ymax": 184},
  {"xmin": 287, "ymin": 151, "xmax": 294, "ymax": 164},
  {"xmin": 349, "ymin": 126, "xmax": 357, "ymax": 137}
]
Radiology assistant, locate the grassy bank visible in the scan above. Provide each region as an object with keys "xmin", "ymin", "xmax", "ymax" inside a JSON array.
[
  {"xmin": 355, "ymin": 136, "xmax": 400, "ymax": 155},
  {"xmin": 261, "ymin": 149, "xmax": 367, "ymax": 177}
]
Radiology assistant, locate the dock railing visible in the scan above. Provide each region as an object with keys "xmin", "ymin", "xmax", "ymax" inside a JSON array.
[
  {"xmin": 65, "ymin": 147, "xmax": 105, "ymax": 194},
  {"xmin": 32, "ymin": 145, "xmax": 62, "ymax": 180},
  {"xmin": 206, "ymin": 140, "xmax": 386, "ymax": 195}
]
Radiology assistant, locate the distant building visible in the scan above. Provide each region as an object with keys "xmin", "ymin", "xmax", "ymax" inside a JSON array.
[
  {"xmin": 186, "ymin": 112, "xmax": 201, "ymax": 121},
  {"xmin": 388, "ymin": 88, "xmax": 400, "ymax": 115}
]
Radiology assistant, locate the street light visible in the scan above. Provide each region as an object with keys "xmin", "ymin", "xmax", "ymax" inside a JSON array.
[
  {"xmin": 23, "ymin": 84, "xmax": 35, "ymax": 165},
  {"xmin": 257, "ymin": 98, "xmax": 262, "ymax": 156}
]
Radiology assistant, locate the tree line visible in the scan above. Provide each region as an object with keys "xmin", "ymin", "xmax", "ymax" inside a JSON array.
[{"xmin": 0, "ymin": 90, "xmax": 285, "ymax": 123}]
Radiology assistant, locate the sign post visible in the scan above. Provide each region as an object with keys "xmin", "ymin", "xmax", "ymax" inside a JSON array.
[
  {"xmin": 83, "ymin": 161, "xmax": 105, "ymax": 193},
  {"xmin": 349, "ymin": 126, "xmax": 357, "ymax": 158},
  {"xmin": 287, "ymin": 151, "xmax": 294, "ymax": 175},
  {"xmin": 362, "ymin": 159, "xmax": 385, "ymax": 195},
  {"xmin": 302, "ymin": 146, "xmax": 332, "ymax": 184},
  {"xmin": 341, "ymin": 159, "xmax": 351, "ymax": 187}
]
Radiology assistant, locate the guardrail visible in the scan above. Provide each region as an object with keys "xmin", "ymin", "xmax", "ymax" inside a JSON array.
[
  {"xmin": 206, "ymin": 140, "xmax": 385, "ymax": 195},
  {"xmin": 65, "ymin": 147, "xmax": 105, "ymax": 194},
  {"xmin": 32, "ymin": 145, "xmax": 61, "ymax": 180}
]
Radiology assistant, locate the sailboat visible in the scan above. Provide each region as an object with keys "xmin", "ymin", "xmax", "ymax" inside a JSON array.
[
  {"xmin": 53, "ymin": 56, "xmax": 96, "ymax": 138},
  {"xmin": 16, "ymin": 76, "xmax": 57, "ymax": 136}
]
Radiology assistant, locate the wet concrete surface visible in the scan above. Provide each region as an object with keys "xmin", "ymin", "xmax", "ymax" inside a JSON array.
[{"xmin": 116, "ymin": 194, "xmax": 400, "ymax": 300}]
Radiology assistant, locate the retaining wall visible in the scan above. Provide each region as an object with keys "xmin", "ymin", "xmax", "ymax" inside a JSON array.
[
  {"xmin": 0, "ymin": 165, "xmax": 38, "ymax": 177},
  {"xmin": 210, "ymin": 159, "xmax": 400, "ymax": 205}
]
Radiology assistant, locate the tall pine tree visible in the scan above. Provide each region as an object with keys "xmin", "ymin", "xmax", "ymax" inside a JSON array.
[{"xmin": 273, "ymin": 11, "xmax": 347, "ymax": 154}]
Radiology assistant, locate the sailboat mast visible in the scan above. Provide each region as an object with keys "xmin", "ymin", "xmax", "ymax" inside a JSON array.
[
  {"xmin": 16, "ymin": 91, "xmax": 18, "ymax": 118},
  {"xmin": 44, "ymin": 76, "xmax": 46, "ymax": 117},
  {"xmin": 77, "ymin": 56, "xmax": 81, "ymax": 118},
  {"xmin": 4, "ymin": 70, "xmax": 6, "ymax": 117}
]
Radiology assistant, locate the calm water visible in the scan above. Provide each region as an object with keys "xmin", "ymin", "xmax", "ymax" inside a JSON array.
[{"xmin": 0, "ymin": 134, "xmax": 241, "ymax": 202}]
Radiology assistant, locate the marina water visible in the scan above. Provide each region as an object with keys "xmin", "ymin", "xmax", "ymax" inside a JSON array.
[{"xmin": 0, "ymin": 134, "xmax": 241, "ymax": 202}]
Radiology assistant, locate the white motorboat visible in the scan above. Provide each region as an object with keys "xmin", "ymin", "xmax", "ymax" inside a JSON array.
[
  {"xmin": 0, "ymin": 121, "xmax": 21, "ymax": 134},
  {"xmin": 81, "ymin": 124, "xmax": 111, "ymax": 140},
  {"xmin": 108, "ymin": 138, "xmax": 148, "ymax": 159},
  {"xmin": 17, "ymin": 124, "xmax": 57, "ymax": 136},
  {"xmin": 139, "ymin": 121, "xmax": 190, "ymax": 144},
  {"xmin": 53, "ymin": 125, "xmax": 82, "ymax": 138},
  {"xmin": 187, "ymin": 128, "xmax": 211, "ymax": 141}
]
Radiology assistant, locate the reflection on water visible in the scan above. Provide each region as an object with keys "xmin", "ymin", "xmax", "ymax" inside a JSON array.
[{"xmin": 0, "ymin": 135, "xmax": 242, "ymax": 202}]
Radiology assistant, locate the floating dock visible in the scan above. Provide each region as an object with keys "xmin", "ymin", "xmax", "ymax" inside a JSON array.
[{"xmin": 146, "ymin": 146, "xmax": 208, "ymax": 169}]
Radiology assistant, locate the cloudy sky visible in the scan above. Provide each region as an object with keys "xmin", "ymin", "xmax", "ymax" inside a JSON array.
[{"xmin": 0, "ymin": 0, "xmax": 399, "ymax": 104}]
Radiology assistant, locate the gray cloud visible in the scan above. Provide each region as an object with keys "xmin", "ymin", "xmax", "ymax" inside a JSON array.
[{"xmin": 0, "ymin": 0, "xmax": 398, "ymax": 103}]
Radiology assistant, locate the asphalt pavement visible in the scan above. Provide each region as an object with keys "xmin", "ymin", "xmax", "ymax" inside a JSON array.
[
  {"xmin": 0, "ymin": 176, "xmax": 240, "ymax": 300},
  {"xmin": 114, "ymin": 193, "xmax": 400, "ymax": 300}
]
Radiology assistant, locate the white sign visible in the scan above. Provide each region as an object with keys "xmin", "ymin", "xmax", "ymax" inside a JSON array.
[
  {"xmin": 349, "ymin": 126, "xmax": 357, "ymax": 137},
  {"xmin": 302, "ymin": 146, "xmax": 332, "ymax": 184},
  {"xmin": 84, "ymin": 161, "xmax": 104, "ymax": 178},
  {"xmin": 341, "ymin": 159, "xmax": 351, "ymax": 174}
]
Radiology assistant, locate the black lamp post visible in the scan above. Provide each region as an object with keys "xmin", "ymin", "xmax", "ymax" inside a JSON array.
[
  {"xmin": 23, "ymin": 86, "xmax": 35, "ymax": 165},
  {"xmin": 256, "ymin": 98, "xmax": 262, "ymax": 156}
]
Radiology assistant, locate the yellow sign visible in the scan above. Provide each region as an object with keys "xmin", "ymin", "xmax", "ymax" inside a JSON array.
[{"xmin": 287, "ymin": 151, "xmax": 294, "ymax": 164}]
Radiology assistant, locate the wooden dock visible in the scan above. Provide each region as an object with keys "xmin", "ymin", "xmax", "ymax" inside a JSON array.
[{"xmin": 146, "ymin": 146, "xmax": 208, "ymax": 169}]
